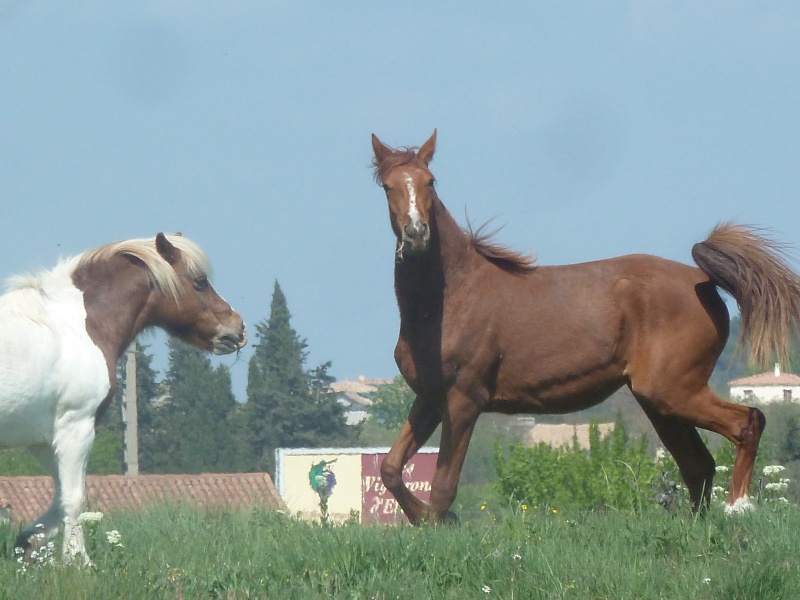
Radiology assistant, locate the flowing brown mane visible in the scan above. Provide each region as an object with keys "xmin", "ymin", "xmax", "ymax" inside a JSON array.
[{"xmin": 468, "ymin": 221, "xmax": 537, "ymax": 274}]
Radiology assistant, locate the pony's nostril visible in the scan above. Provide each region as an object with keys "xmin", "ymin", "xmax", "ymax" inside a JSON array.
[{"xmin": 404, "ymin": 223, "xmax": 418, "ymax": 238}]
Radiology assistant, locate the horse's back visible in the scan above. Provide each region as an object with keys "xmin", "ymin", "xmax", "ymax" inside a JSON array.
[{"xmin": 449, "ymin": 253, "xmax": 725, "ymax": 411}]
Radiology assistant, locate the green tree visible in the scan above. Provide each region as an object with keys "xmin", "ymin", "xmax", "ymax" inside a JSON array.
[
  {"xmin": 367, "ymin": 375, "xmax": 415, "ymax": 430},
  {"xmin": 144, "ymin": 338, "xmax": 241, "ymax": 473},
  {"xmin": 244, "ymin": 281, "xmax": 356, "ymax": 475},
  {"xmin": 133, "ymin": 342, "xmax": 168, "ymax": 473}
]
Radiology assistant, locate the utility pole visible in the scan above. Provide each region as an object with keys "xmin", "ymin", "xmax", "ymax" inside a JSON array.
[{"xmin": 122, "ymin": 342, "xmax": 139, "ymax": 475}]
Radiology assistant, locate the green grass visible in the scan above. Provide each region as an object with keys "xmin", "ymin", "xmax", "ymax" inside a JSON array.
[{"xmin": 1, "ymin": 502, "xmax": 799, "ymax": 599}]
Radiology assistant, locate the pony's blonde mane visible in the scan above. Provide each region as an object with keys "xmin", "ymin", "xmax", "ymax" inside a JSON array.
[{"xmin": 75, "ymin": 235, "xmax": 210, "ymax": 303}]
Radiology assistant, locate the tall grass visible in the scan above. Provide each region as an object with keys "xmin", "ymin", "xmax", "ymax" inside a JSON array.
[{"xmin": 0, "ymin": 502, "xmax": 798, "ymax": 599}]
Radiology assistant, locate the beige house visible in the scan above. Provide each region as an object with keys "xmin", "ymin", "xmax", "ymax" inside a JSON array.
[
  {"xmin": 331, "ymin": 376, "xmax": 393, "ymax": 425},
  {"xmin": 729, "ymin": 364, "xmax": 800, "ymax": 404}
]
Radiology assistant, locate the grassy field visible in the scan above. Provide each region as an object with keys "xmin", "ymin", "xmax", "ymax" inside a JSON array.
[{"xmin": 0, "ymin": 501, "xmax": 798, "ymax": 599}]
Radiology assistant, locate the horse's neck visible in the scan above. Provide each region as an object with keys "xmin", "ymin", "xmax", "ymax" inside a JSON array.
[
  {"xmin": 394, "ymin": 200, "xmax": 474, "ymax": 318},
  {"xmin": 72, "ymin": 257, "xmax": 152, "ymax": 366}
]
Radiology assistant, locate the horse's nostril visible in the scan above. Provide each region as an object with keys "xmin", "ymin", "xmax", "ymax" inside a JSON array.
[{"xmin": 405, "ymin": 222, "xmax": 429, "ymax": 239}]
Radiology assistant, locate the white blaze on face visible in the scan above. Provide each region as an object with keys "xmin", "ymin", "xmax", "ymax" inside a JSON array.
[{"xmin": 404, "ymin": 174, "xmax": 420, "ymax": 225}]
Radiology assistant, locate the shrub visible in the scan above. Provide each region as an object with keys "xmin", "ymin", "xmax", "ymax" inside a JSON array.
[{"xmin": 494, "ymin": 420, "xmax": 669, "ymax": 512}]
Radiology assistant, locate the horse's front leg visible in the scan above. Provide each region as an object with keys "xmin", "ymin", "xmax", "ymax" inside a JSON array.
[
  {"xmin": 381, "ymin": 394, "xmax": 442, "ymax": 524},
  {"xmin": 52, "ymin": 417, "xmax": 96, "ymax": 565},
  {"xmin": 427, "ymin": 389, "xmax": 480, "ymax": 522}
]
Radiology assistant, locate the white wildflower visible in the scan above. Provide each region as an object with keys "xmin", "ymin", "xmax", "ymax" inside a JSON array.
[
  {"xmin": 79, "ymin": 511, "xmax": 104, "ymax": 524},
  {"xmin": 106, "ymin": 529, "xmax": 123, "ymax": 545},
  {"xmin": 702, "ymin": 577, "xmax": 711, "ymax": 585},
  {"xmin": 512, "ymin": 553, "xmax": 522, "ymax": 561},
  {"xmin": 763, "ymin": 465, "xmax": 786, "ymax": 477},
  {"xmin": 715, "ymin": 466, "xmax": 729, "ymax": 473},
  {"xmin": 481, "ymin": 585, "xmax": 492, "ymax": 594},
  {"xmin": 766, "ymin": 481, "xmax": 789, "ymax": 492}
]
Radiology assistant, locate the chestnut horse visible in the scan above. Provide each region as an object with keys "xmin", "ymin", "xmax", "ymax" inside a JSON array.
[
  {"xmin": 372, "ymin": 130, "xmax": 800, "ymax": 523},
  {"xmin": 0, "ymin": 233, "xmax": 246, "ymax": 562}
]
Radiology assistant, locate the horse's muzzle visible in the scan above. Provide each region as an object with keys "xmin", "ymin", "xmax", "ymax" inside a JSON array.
[
  {"xmin": 403, "ymin": 222, "xmax": 430, "ymax": 253},
  {"xmin": 213, "ymin": 325, "xmax": 247, "ymax": 355}
]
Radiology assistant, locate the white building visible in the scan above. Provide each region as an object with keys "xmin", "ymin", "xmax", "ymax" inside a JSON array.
[{"xmin": 728, "ymin": 364, "xmax": 800, "ymax": 404}]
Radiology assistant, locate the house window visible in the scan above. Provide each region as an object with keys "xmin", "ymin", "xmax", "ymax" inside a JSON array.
[
  {"xmin": 784, "ymin": 389, "xmax": 792, "ymax": 402},
  {"xmin": 744, "ymin": 390, "xmax": 754, "ymax": 401}
]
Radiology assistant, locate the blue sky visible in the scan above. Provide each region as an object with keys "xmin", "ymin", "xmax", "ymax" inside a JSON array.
[{"xmin": 2, "ymin": 2, "xmax": 799, "ymax": 401}]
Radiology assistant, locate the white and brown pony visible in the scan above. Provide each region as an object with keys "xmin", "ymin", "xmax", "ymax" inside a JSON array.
[{"xmin": 0, "ymin": 233, "xmax": 246, "ymax": 563}]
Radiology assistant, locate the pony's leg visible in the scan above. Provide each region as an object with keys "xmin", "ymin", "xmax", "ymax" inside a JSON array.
[
  {"xmin": 14, "ymin": 444, "xmax": 63, "ymax": 557},
  {"xmin": 634, "ymin": 401, "xmax": 715, "ymax": 511},
  {"xmin": 52, "ymin": 418, "xmax": 96, "ymax": 564},
  {"xmin": 426, "ymin": 391, "xmax": 480, "ymax": 522},
  {"xmin": 634, "ymin": 383, "xmax": 764, "ymax": 513},
  {"xmin": 381, "ymin": 394, "xmax": 442, "ymax": 524}
]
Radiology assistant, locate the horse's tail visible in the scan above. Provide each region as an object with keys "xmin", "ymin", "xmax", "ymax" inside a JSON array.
[{"xmin": 691, "ymin": 222, "xmax": 800, "ymax": 369}]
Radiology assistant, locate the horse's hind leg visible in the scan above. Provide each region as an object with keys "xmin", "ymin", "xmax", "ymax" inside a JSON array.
[
  {"xmin": 381, "ymin": 394, "xmax": 442, "ymax": 524},
  {"xmin": 634, "ymin": 402, "xmax": 715, "ymax": 511},
  {"xmin": 634, "ymin": 384, "xmax": 764, "ymax": 513}
]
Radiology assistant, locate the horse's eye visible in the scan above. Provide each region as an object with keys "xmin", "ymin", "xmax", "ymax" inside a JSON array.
[
  {"xmin": 428, "ymin": 179, "xmax": 436, "ymax": 188},
  {"xmin": 382, "ymin": 184, "xmax": 390, "ymax": 193},
  {"xmin": 193, "ymin": 276, "xmax": 209, "ymax": 291}
]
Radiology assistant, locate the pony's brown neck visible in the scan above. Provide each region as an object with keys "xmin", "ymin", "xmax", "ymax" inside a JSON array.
[
  {"xmin": 394, "ymin": 197, "xmax": 474, "ymax": 317},
  {"xmin": 71, "ymin": 255, "xmax": 154, "ymax": 373}
]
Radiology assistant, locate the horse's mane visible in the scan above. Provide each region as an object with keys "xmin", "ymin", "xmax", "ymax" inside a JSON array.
[
  {"xmin": 372, "ymin": 148, "xmax": 419, "ymax": 184},
  {"xmin": 3, "ymin": 235, "xmax": 210, "ymax": 302},
  {"xmin": 467, "ymin": 221, "xmax": 537, "ymax": 275},
  {"xmin": 76, "ymin": 235, "xmax": 211, "ymax": 303}
]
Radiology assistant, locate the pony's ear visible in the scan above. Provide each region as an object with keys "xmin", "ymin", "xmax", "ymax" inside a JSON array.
[
  {"xmin": 155, "ymin": 233, "xmax": 179, "ymax": 265},
  {"xmin": 372, "ymin": 134, "xmax": 393, "ymax": 164},
  {"xmin": 417, "ymin": 129, "xmax": 437, "ymax": 165}
]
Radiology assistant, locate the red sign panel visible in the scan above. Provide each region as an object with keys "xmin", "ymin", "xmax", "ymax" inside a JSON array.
[{"xmin": 361, "ymin": 452, "xmax": 437, "ymax": 524}]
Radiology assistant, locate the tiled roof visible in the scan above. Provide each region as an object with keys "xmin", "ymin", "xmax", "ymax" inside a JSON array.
[
  {"xmin": 0, "ymin": 472, "xmax": 285, "ymax": 525},
  {"xmin": 729, "ymin": 371, "xmax": 800, "ymax": 386}
]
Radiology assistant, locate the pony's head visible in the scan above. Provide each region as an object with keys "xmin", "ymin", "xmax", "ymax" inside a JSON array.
[
  {"xmin": 372, "ymin": 129, "xmax": 438, "ymax": 259},
  {"xmin": 148, "ymin": 233, "xmax": 247, "ymax": 355},
  {"xmin": 77, "ymin": 233, "xmax": 247, "ymax": 356}
]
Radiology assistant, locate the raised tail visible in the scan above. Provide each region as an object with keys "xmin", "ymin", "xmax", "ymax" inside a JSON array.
[{"xmin": 691, "ymin": 222, "xmax": 800, "ymax": 369}]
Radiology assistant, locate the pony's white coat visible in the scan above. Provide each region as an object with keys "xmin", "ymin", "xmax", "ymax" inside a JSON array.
[
  {"xmin": 0, "ymin": 235, "xmax": 214, "ymax": 564},
  {"xmin": 0, "ymin": 257, "xmax": 109, "ymax": 561}
]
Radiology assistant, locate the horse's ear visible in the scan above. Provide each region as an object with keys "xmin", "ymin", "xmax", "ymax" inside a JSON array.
[
  {"xmin": 372, "ymin": 134, "xmax": 393, "ymax": 164},
  {"xmin": 155, "ymin": 233, "xmax": 179, "ymax": 265},
  {"xmin": 417, "ymin": 129, "xmax": 437, "ymax": 165}
]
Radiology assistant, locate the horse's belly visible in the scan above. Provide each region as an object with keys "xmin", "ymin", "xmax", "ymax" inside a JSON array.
[{"xmin": 490, "ymin": 358, "xmax": 627, "ymax": 414}]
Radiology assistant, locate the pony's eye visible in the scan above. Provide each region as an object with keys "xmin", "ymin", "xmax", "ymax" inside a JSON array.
[
  {"xmin": 428, "ymin": 179, "xmax": 436, "ymax": 188},
  {"xmin": 382, "ymin": 184, "xmax": 390, "ymax": 193},
  {"xmin": 193, "ymin": 276, "xmax": 209, "ymax": 291}
]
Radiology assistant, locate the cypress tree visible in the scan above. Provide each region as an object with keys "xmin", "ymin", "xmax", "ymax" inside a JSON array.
[
  {"xmin": 245, "ymin": 281, "xmax": 355, "ymax": 475},
  {"xmin": 145, "ymin": 338, "xmax": 240, "ymax": 473}
]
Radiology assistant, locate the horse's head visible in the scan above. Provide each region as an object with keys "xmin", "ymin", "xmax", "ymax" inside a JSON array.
[
  {"xmin": 151, "ymin": 233, "xmax": 247, "ymax": 355},
  {"xmin": 372, "ymin": 129, "xmax": 438, "ymax": 259}
]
